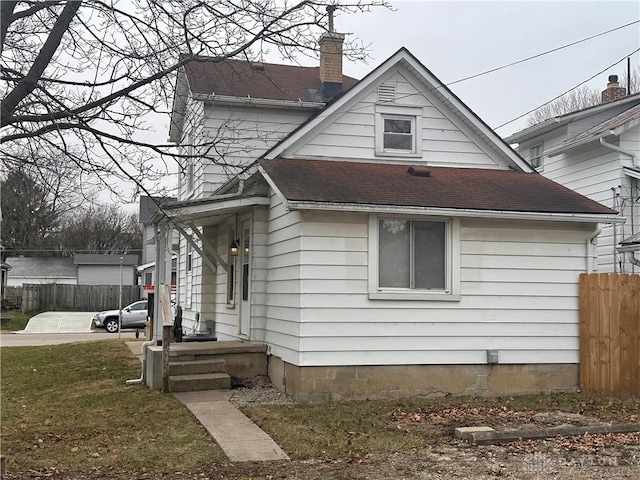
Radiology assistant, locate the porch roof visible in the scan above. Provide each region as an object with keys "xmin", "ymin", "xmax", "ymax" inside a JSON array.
[{"xmin": 159, "ymin": 195, "xmax": 270, "ymax": 227}]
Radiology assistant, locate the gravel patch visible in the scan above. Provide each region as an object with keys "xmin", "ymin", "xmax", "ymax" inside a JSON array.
[{"xmin": 229, "ymin": 376, "xmax": 294, "ymax": 406}]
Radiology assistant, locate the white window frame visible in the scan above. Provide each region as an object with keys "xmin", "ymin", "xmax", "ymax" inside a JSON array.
[
  {"xmin": 368, "ymin": 215, "xmax": 460, "ymax": 301},
  {"xmin": 375, "ymin": 105, "xmax": 422, "ymax": 157},
  {"xmin": 529, "ymin": 143, "xmax": 544, "ymax": 170},
  {"xmin": 226, "ymin": 224, "xmax": 236, "ymax": 308},
  {"xmin": 185, "ymin": 132, "xmax": 195, "ymax": 197}
]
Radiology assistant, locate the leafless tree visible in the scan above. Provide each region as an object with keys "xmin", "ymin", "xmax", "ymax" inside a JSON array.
[
  {"xmin": 1, "ymin": 1, "xmax": 385, "ymax": 202},
  {"xmin": 527, "ymin": 67, "xmax": 640, "ymax": 126},
  {"xmin": 56, "ymin": 203, "xmax": 142, "ymax": 256}
]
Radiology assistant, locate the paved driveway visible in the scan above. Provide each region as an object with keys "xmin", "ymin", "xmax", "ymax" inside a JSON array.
[
  {"xmin": 22, "ymin": 311, "xmax": 95, "ymax": 333},
  {"xmin": 0, "ymin": 311, "xmax": 139, "ymax": 347}
]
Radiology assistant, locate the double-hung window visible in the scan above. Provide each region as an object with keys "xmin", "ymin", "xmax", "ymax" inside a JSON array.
[
  {"xmin": 369, "ymin": 216, "xmax": 460, "ymax": 301},
  {"xmin": 375, "ymin": 105, "xmax": 422, "ymax": 157},
  {"xmin": 529, "ymin": 143, "xmax": 543, "ymax": 170},
  {"xmin": 383, "ymin": 116, "xmax": 414, "ymax": 151}
]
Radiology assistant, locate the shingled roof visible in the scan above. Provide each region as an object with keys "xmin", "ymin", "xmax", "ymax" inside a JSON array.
[
  {"xmin": 184, "ymin": 58, "xmax": 359, "ymax": 102},
  {"xmin": 259, "ymin": 158, "xmax": 616, "ymax": 215}
]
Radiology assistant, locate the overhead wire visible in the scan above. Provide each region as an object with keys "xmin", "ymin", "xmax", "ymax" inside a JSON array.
[
  {"xmin": 446, "ymin": 19, "xmax": 640, "ymax": 87},
  {"xmin": 495, "ymin": 46, "xmax": 640, "ymax": 131}
]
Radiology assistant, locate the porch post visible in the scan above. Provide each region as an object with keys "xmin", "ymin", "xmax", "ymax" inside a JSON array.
[{"xmin": 153, "ymin": 222, "xmax": 168, "ymax": 342}]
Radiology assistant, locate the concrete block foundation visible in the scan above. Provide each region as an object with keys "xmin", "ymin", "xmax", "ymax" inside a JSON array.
[{"xmin": 268, "ymin": 356, "xmax": 579, "ymax": 402}]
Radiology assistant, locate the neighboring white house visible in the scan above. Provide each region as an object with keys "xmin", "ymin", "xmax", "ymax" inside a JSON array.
[
  {"xmin": 5, "ymin": 257, "xmax": 77, "ymax": 286},
  {"xmin": 161, "ymin": 36, "xmax": 620, "ymax": 401},
  {"xmin": 505, "ymin": 78, "xmax": 640, "ymax": 273},
  {"xmin": 138, "ymin": 196, "xmax": 177, "ymax": 298},
  {"xmin": 74, "ymin": 254, "xmax": 138, "ymax": 286}
]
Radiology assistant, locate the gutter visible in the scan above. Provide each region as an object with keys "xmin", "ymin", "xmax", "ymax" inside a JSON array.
[
  {"xmin": 616, "ymin": 243, "xmax": 640, "ymax": 268},
  {"xmin": 192, "ymin": 93, "xmax": 325, "ymax": 110},
  {"xmin": 284, "ymin": 200, "xmax": 623, "ymax": 224},
  {"xmin": 599, "ymin": 136, "xmax": 640, "ymax": 169}
]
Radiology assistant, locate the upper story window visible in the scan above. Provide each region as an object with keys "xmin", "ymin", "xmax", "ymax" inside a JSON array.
[
  {"xmin": 368, "ymin": 215, "xmax": 460, "ymax": 301},
  {"xmin": 383, "ymin": 117, "xmax": 414, "ymax": 151},
  {"xmin": 375, "ymin": 105, "xmax": 422, "ymax": 157},
  {"xmin": 529, "ymin": 143, "xmax": 543, "ymax": 170},
  {"xmin": 185, "ymin": 132, "xmax": 195, "ymax": 195}
]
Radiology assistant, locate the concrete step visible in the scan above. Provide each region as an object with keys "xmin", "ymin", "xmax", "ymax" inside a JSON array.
[
  {"xmin": 169, "ymin": 359, "xmax": 227, "ymax": 376},
  {"xmin": 169, "ymin": 372, "xmax": 232, "ymax": 392}
]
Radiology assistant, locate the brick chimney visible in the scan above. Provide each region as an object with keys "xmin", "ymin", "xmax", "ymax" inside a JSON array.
[
  {"xmin": 318, "ymin": 6, "xmax": 345, "ymax": 101},
  {"xmin": 601, "ymin": 75, "xmax": 627, "ymax": 103}
]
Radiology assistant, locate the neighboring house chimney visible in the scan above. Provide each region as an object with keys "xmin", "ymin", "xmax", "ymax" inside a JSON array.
[
  {"xmin": 601, "ymin": 75, "xmax": 627, "ymax": 103},
  {"xmin": 319, "ymin": 6, "xmax": 345, "ymax": 101}
]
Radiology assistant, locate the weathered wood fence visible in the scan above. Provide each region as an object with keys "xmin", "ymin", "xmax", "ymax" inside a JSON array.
[
  {"xmin": 579, "ymin": 273, "xmax": 640, "ymax": 396},
  {"xmin": 20, "ymin": 284, "xmax": 140, "ymax": 313}
]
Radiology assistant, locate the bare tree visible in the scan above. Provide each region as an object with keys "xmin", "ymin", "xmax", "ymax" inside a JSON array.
[
  {"xmin": 1, "ymin": 168, "xmax": 59, "ymax": 258},
  {"xmin": 1, "ymin": 1, "xmax": 385, "ymax": 201},
  {"xmin": 56, "ymin": 203, "xmax": 142, "ymax": 256},
  {"xmin": 527, "ymin": 67, "xmax": 640, "ymax": 126}
]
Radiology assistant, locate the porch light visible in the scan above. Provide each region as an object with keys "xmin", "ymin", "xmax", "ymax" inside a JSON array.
[{"xmin": 229, "ymin": 239, "xmax": 239, "ymax": 257}]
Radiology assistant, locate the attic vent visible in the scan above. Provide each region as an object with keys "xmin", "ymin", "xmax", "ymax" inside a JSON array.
[
  {"xmin": 252, "ymin": 62, "xmax": 265, "ymax": 72},
  {"xmin": 407, "ymin": 166, "xmax": 430, "ymax": 177},
  {"xmin": 377, "ymin": 83, "xmax": 396, "ymax": 103}
]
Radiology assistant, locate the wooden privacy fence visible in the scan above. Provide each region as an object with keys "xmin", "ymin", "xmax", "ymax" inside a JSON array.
[
  {"xmin": 20, "ymin": 284, "xmax": 140, "ymax": 313},
  {"xmin": 579, "ymin": 273, "xmax": 640, "ymax": 396}
]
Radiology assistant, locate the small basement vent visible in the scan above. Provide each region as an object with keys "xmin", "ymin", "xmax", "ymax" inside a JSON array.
[{"xmin": 377, "ymin": 83, "xmax": 396, "ymax": 103}]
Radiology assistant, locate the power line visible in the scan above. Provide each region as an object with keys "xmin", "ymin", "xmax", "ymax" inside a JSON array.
[
  {"xmin": 447, "ymin": 19, "xmax": 640, "ymax": 86},
  {"xmin": 495, "ymin": 46, "xmax": 640, "ymax": 131}
]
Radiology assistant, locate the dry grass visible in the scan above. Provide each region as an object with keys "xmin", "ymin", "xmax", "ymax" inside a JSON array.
[
  {"xmin": 0, "ymin": 310, "xmax": 35, "ymax": 331},
  {"xmin": 2, "ymin": 339, "xmax": 639, "ymax": 478},
  {"xmin": 242, "ymin": 393, "xmax": 640, "ymax": 460},
  {"xmin": 0, "ymin": 341, "xmax": 226, "ymax": 473}
]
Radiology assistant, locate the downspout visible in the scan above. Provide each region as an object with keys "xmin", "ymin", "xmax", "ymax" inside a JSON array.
[
  {"xmin": 587, "ymin": 224, "xmax": 603, "ymax": 273},
  {"xmin": 600, "ymin": 137, "xmax": 639, "ymax": 272},
  {"xmin": 126, "ymin": 339, "xmax": 155, "ymax": 385},
  {"xmin": 599, "ymin": 136, "xmax": 639, "ymax": 169},
  {"xmin": 627, "ymin": 251, "xmax": 640, "ymax": 267}
]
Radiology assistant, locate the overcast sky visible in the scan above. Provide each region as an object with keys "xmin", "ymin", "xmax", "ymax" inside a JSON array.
[{"xmin": 334, "ymin": 0, "xmax": 640, "ymax": 136}]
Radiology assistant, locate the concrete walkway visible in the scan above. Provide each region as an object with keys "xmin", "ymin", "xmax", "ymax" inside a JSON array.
[
  {"xmin": 173, "ymin": 390, "xmax": 289, "ymax": 462},
  {"xmin": 126, "ymin": 341, "xmax": 289, "ymax": 463}
]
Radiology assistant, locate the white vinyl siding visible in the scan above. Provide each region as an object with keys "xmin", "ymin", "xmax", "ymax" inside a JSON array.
[
  {"xmin": 519, "ymin": 136, "xmax": 628, "ymax": 272},
  {"xmin": 292, "ymin": 70, "xmax": 504, "ymax": 169},
  {"xmin": 261, "ymin": 208, "xmax": 591, "ymax": 367},
  {"xmin": 200, "ymin": 104, "xmax": 312, "ymax": 195},
  {"xmin": 77, "ymin": 265, "xmax": 136, "ymax": 286}
]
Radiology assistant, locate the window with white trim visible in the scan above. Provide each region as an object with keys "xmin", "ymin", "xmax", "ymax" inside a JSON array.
[
  {"xmin": 529, "ymin": 143, "xmax": 543, "ymax": 170},
  {"xmin": 375, "ymin": 105, "xmax": 422, "ymax": 157},
  {"xmin": 368, "ymin": 215, "xmax": 460, "ymax": 301},
  {"xmin": 184, "ymin": 132, "xmax": 195, "ymax": 195},
  {"xmin": 383, "ymin": 116, "xmax": 414, "ymax": 151},
  {"xmin": 227, "ymin": 226, "xmax": 236, "ymax": 306}
]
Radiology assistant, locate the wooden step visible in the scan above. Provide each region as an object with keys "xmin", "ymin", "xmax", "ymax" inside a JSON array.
[
  {"xmin": 169, "ymin": 359, "xmax": 226, "ymax": 376},
  {"xmin": 169, "ymin": 373, "xmax": 232, "ymax": 392}
]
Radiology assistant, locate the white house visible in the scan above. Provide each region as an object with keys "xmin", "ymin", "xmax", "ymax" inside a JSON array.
[
  {"xmin": 74, "ymin": 254, "xmax": 138, "ymax": 286},
  {"xmin": 160, "ymin": 36, "xmax": 620, "ymax": 401},
  {"xmin": 5, "ymin": 257, "xmax": 77, "ymax": 287},
  {"xmin": 138, "ymin": 196, "xmax": 177, "ymax": 298},
  {"xmin": 505, "ymin": 79, "xmax": 640, "ymax": 273}
]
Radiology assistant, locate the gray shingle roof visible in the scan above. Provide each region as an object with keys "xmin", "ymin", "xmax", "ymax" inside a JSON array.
[
  {"xmin": 139, "ymin": 196, "xmax": 176, "ymax": 224},
  {"xmin": 5, "ymin": 257, "xmax": 77, "ymax": 278}
]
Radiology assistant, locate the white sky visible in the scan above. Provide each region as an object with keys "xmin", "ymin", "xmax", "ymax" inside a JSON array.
[
  {"xmin": 339, "ymin": 0, "xmax": 640, "ymax": 137},
  {"xmin": 121, "ymin": 0, "xmax": 639, "ymax": 208}
]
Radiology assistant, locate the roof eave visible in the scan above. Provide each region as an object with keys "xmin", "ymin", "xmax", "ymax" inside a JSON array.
[
  {"xmin": 505, "ymin": 94, "xmax": 640, "ymax": 144},
  {"xmin": 192, "ymin": 93, "xmax": 325, "ymax": 110},
  {"xmin": 284, "ymin": 200, "xmax": 622, "ymax": 223}
]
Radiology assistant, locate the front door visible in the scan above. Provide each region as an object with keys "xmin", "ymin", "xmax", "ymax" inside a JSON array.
[{"xmin": 239, "ymin": 220, "xmax": 251, "ymax": 337}]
